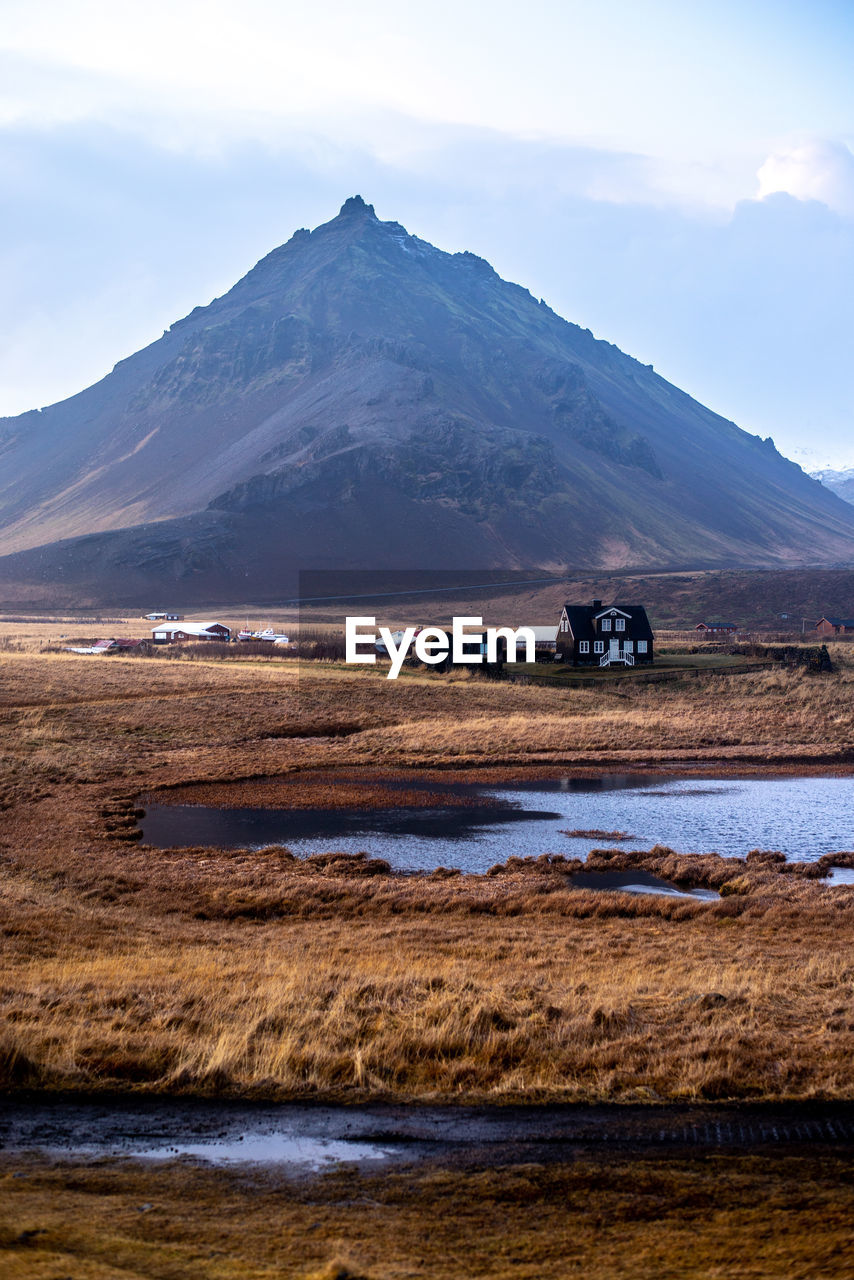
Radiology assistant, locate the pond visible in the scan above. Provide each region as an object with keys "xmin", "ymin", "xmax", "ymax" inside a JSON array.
[{"xmin": 140, "ymin": 774, "xmax": 854, "ymax": 873}]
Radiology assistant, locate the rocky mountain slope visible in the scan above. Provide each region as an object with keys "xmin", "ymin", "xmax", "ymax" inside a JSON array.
[{"xmin": 2, "ymin": 196, "xmax": 854, "ymax": 605}]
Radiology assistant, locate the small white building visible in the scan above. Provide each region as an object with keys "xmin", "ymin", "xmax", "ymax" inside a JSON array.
[
  {"xmin": 151, "ymin": 622, "xmax": 231, "ymax": 644},
  {"xmin": 527, "ymin": 625, "xmax": 559, "ymax": 657}
]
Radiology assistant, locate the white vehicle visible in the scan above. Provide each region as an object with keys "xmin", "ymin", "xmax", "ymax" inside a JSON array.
[{"xmin": 256, "ymin": 628, "xmax": 290, "ymax": 643}]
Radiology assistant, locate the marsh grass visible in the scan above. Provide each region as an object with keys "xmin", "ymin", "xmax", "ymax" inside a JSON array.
[
  {"xmin": 1, "ymin": 843, "xmax": 853, "ymax": 1100},
  {"xmin": 1, "ymin": 644, "xmax": 853, "ymax": 1102},
  {"xmin": 3, "ymin": 1146, "xmax": 853, "ymax": 1279}
]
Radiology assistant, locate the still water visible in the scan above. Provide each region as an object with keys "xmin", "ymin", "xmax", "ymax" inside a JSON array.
[{"xmin": 141, "ymin": 775, "xmax": 854, "ymax": 872}]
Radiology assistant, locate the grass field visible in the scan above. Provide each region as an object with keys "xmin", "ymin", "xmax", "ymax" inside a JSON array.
[
  {"xmin": 3, "ymin": 1146, "xmax": 853, "ymax": 1279},
  {"xmin": 1, "ymin": 636, "xmax": 853, "ymax": 1101},
  {"xmin": 2, "ymin": 630, "xmax": 853, "ymax": 1276}
]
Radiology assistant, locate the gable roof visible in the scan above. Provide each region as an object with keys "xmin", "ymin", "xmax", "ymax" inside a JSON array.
[
  {"xmin": 561, "ymin": 603, "xmax": 654, "ymax": 643},
  {"xmin": 150, "ymin": 621, "xmax": 229, "ymax": 636},
  {"xmin": 819, "ymin": 616, "xmax": 854, "ymax": 628}
]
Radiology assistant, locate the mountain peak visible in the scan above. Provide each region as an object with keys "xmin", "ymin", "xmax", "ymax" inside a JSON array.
[
  {"xmin": 338, "ymin": 194, "xmax": 376, "ymax": 219},
  {"xmin": 3, "ymin": 196, "xmax": 854, "ymax": 595}
]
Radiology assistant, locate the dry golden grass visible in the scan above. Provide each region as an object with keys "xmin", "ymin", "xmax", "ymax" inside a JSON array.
[
  {"xmin": 2, "ymin": 639, "xmax": 854, "ymax": 1276},
  {"xmin": 3, "ymin": 1147, "xmax": 854, "ymax": 1279},
  {"xmin": 3, "ymin": 900, "xmax": 854, "ymax": 1101},
  {"xmin": 1, "ymin": 642, "xmax": 853, "ymax": 1102}
]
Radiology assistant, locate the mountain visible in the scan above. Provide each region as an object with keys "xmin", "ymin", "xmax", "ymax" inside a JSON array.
[
  {"xmin": 2, "ymin": 194, "xmax": 854, "ymax": 606},
  {"xmin": 812, "ymin": 468, "xmax": 854, "ymax": 507}
]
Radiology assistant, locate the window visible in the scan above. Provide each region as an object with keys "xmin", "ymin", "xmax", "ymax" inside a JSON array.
[
  {"xmin": 579, "ymin": 640, "xmax": 589, "ymax": 653},
  {"xmin": 594, "ymin": 640, "xmax": 604, "ymax": 654},
  {"xmin": 623, "ymin": 640, "xmax": 633, "ymax": 652},
  {"xmin": 637, "ymin": 640, "xmax": 648, "ymax": 654},
  {"xmin": 561, "ymin": 615, "xmax": 568, "ymax": 632},
  {"xmin": 615, "ymin": 618, "xmax": 625, "ymax": 631},
  {"xmin": 601, "ymin": 617, "xmax": 611, "ymax": 632}
]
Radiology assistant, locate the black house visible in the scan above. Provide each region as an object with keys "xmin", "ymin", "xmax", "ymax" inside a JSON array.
[{"xmin": 556, "ymin": 600, "xmax": 654, "ymax": 667}]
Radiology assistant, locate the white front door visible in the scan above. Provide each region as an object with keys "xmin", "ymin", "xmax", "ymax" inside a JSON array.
[{"xmin": 609, "ymin": 638, "xmax": 619, "ymax": 661}]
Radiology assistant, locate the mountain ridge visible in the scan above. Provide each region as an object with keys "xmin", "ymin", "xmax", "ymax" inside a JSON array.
[{"xmin": 2, "ymin": 195, "xmax": 854, "ymax": 603}]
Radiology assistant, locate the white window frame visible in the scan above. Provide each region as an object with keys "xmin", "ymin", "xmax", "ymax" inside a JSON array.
[
  {"xmin": 601, "ymin": 617, "xmax": 611, "ymax": 632},
  {"xmin": 615, "ymin": 617, "xmax": 625, "ymax": 632},
  {"xmin": 579, "ymin": 640, "xmax": 589, "ymax": 654},
  {"xmin": 623, "ymin": 639, "xmax": 633, "ymax": 652},
  {"xmin": 594, "ymin": 640, "xmax": 604, "ymax": 654},
  {"xmin": 637, "ymin": 640, "xmax": 648, "ymax": 654}
]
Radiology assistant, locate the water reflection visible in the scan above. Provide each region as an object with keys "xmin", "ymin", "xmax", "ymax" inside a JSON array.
[
  {"xmin": 133, "ymin": 1133, "xmax": 393, "ymax": 1167},
  {"xmin": 140, "ymin": 775, "xmax": 854, "ymax": 871}
]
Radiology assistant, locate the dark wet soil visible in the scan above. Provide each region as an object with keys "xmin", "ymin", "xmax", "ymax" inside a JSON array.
[{"xmin": 3, "ymin": 1097, "xmax": 853, "ymax": 1172}]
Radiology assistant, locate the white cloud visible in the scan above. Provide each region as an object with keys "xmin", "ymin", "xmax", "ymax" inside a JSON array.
[
  {"xmin": 757, "ymin": 138, "xmax": 854, "ymax": 216},
  {"xmin": 1, "ymin": 0, "xmax": 844, "ymax": 211}
]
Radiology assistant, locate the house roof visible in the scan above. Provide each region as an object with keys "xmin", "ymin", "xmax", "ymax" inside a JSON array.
[
  {"xmin": 151, "ymin": 621, "xmax": 229, "ymax": 636},
  {"xmin": 819, "ymin": 616, "xmax": 854, "ymax": 628},
  {"xmin": 696, "ymin": 621, "xmax": 737, "ymax": 629},
  {"xmin": 561, "ymin": 603, "xmax": 654, "ymax": 643}
]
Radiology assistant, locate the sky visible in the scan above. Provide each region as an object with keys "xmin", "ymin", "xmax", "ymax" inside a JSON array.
[{"xmin": 1, "ymin": 0, "xmax": 853, "ymax": 467}]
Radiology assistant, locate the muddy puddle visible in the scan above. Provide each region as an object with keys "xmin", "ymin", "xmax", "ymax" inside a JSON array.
[
  {"xmin": 140, "ymin": 774, "xmax": 854, "ymax": 871},
  {"xmin": 569, "ymin": 869, "xmax": 719, "ymax": 900},
  {"xmin": 3, "ymin": 1099, "xmax": 854, "ymax": 1171},
  {"xmin": 0, "ymin": 1100, "xmax": 404, "ymax": 1171}
]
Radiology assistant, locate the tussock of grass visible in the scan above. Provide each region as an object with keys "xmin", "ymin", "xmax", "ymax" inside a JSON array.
[{"xmin": 562, "ymin": 827, "xmax": 634, "ymax": 840}]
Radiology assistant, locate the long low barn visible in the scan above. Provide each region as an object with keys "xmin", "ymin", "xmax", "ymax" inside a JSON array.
[
  {"xmin": 151, "ymin": 622, "xmax": 231, "ymax": 643},
  {"xmin": 815, "ymin": 616, "xmax": 854, "ymax": 636}
]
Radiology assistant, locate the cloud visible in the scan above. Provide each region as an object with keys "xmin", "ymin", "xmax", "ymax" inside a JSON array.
[
  {"xmin": 4, "ymin": 0, "xmax": 844, "ymax": 212},
  {"xmin": 757, "ymin": 138, "xmax": 854, "ymax": 216}
]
